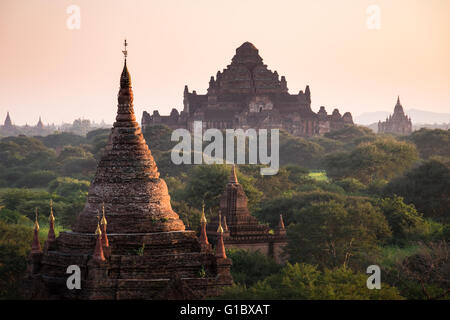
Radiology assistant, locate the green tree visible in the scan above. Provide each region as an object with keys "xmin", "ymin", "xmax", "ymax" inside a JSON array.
[
  {"xmin": 279, "ymin": 131, "xmax": 324, "ymax": 168},
  {"xmin": 384, "ymin": 158, "xmax": 450, "ymax": 223},
  {"xmin": 378, "ymin": 195, "xmax": 427, "ymax": 242},
  {"xmin": 0, "ymin": 221, "xmax": 34, "ymax": 299},
  {"xmin": 324, "ymin": 138, "xmax": 418, "ymax": 184},
  {"xmin": 287, "ymin": 199, "xmax": 391, "ymax": 269},
  {"xmin": 407, "ymin": 128, "xmax": 450, "ymax": 159},
  {"xmin": 227, "ymin": 249, "xmax": 281, "ymax": 287},
  {"xmin": 219, "ymin": 263, "xmax": 403, "ymax": 300},
  {"xmin": 143, "ymin": 125, "xmax": 175, "ymax": 151}
]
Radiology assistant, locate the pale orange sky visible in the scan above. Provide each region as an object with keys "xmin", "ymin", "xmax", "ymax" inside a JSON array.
[{"xmin": 1, "ymin": 0, "xmax": 449, "ymax": 125}]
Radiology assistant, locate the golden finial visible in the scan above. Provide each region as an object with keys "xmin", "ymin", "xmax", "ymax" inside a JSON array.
[
  {"xmin": 217, "ymin": 211, "xmax": 224, "ymax": 233},
  {"xmin": 95, "ymin": 221, "xmax": 102, "ymax": 236},
  {"xmin": 100, "ymin": 202, "xmax": 107, "ymax": 225},
  {"xmin": 200, "ymin": 201, "xmax": 207, "ymax": 224},
  {"xmin": 34, "ymin": 208, "xmax": 40, "ymax": 231},
  {"xmin": 49, "ymin": 199, "xmax": 55, "ymax": 223},
  {"xmin": 122, "ymin": 39, "xmax": 128, "ymax": 59}
]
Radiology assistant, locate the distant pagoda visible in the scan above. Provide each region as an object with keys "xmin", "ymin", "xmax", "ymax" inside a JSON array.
[
  {"xmin": 378, "ymin": 96, "xmax": 412, "ymax": 135},
  {"xmin": 36, "ymin": 116, "xmax": 44, "ymax": 130},
  {"xmin": 3, "ymin": 112, "xmax": 13, "ymax": 128},
  {"xmin": 25, "ymin": 41, "xmax": 232, "ymax": 300},
  {"xmin": 206, "ymin": 165, "xmax": 287, "ymax": 263}
]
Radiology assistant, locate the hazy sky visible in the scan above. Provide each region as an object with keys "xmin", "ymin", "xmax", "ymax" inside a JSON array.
[{"xmin": 1, "ymin": 0, "xmax": 449, "ymax": 125}]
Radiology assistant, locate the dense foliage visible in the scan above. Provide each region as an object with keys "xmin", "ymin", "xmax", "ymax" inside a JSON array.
[{"xmin": 0, "ymin": 126, "xmax": 449, "ymax": 300}]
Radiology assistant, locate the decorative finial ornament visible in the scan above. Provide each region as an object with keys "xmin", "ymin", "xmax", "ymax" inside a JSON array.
[
  {"xmin": 199, "ymin": 201, "xmax": 209, "ymax": 248},
  {"xmin": 100, "ymin": 202, "xmax": 107, "ymax": 226},
  {"xmin": 46, "ymin": 199, "xmax": 56, "ymax": 243},
  {"xmin": 122, "ymin": 39, "xmax": 128, "ymax": 60},
  {"xmin": 120, "ymin": 39, "xmax": 132, "ymax": 89},
  {"xmin": 215, "ymin": 210, "xmax": 227, "ymax": 259},
  {"xmin": 223, "ymin": 216, "xmax": 228, "ymax": 232},
  {"xmin": 93, "ymin": 220, "xmax": 106, "ymax": 262},
  {"xmin": 200, "ymin": 201, "xmax": 207, "ymax": 224},
  {"xmin": 95, "ymin": 221, "xmax": 102, "ymax": 236},
  {"xmin": 278, "ymin": 214, "xmax": 285, "ymax": 229},
  {"xmin": 99, "ymin": 205, "xmax": 109, "ymax": 248},
  {"xmin": 217, "ymin": 212, "xmax": 224, "ymax": 233},
  {"xmin": 31, "ymin": 208, "xmax": 42, "ymax": 254},
  {"xmin": 34, "ymin": 208, "xmax": 39, "ymax": 231},
  {"xmin": 49, "ymin": 199, "xmax": 55, "ymax": 223}
]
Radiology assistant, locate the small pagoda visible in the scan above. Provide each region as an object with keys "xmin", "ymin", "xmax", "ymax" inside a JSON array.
[
  {"xmin": 25, "ymin": 41, "xmax": 232, "ymax": 300},
  {"xmin": 206, "ymin": 165, "xmax": 288, "ymax": 263}
]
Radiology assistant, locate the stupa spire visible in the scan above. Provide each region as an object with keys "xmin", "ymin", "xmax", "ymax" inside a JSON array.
[
  {"xmin": 222, "ymin": 215, "xmax": 228, "ymax": 232},
  {"xmin": 276, "ymin": 214, "xmax": 286, "ymax": 236},
  {"xmin": 229, "ymin": 164, "xmax": 238, "ymax": 184},
  {"xmin": 278, "ymin": 214, "xmax": 285, "ymax": 230},
  {"xmin": 47, "ymin": 199, "xmax": 56, "ymax": 242},
  {"xmin": 199, "ymin": 202, "xmax": 209, "ymax": 249},
  {"xmin": 72, "ymin": 40, "xmax": 185, "ymax": 234},
  {"xmin": 31, "ymin": 208, "xmax": 42, "ymax": 254},
  {"xmin": 100, "ymin": 203, "xmax": 109, "ymax": 248},
  {"xmin": 93, "ymin": 220, "xmax": 105, "ymax": 262},
  {"xmin": 120, "ymin": 39, "xmax": 131, "ymax": 89},
  {"xmin": 215, "ymin": 211, "xmax": 227, "ymax": 258},
  {"xmin": 4, "ymin": 112, "xmax": 12, "ymax": 127}
]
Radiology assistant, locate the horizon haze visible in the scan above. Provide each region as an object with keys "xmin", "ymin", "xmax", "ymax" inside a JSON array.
[{"xmin": 1, "ymin": 0, "xmax": 449, "ymax": 125}]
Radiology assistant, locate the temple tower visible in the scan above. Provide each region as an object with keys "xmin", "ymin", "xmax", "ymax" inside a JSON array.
[
  {"xmin": 207, "ymin": 165, "xmax": 288, "ymax": 263},
  {"xmin": 378, "ymin": 96, "xmax": 412, "ymax": 135},
  {"xmin": 4, "ymin": 112, "xmax": 13, "ymax": 128},
  {"xmin": 25, "ymin": 41, "xmax": 232, "ymax": 300}
]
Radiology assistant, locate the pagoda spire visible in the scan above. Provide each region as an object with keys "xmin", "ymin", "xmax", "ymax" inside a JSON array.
[
  {"xmin": 215, "ymin": 211, "xmax": 227, "ymax": 258},
  {"xmin": 31, "ymin": 208, "xmax": 42, "ymax": 254},
  {"xmin": 4, "ymin": 111, "xmax": 12, "ymax": 127},
  {"xmin": 276, "ymin": 214, "xmax": 286, "ymax": 236},
  {"xmin": 222, "ymin": 215, "xmax": 228, "ymax": 231},
  {"xmin": 100, "ymin": 203, "xmax": 109, "ymax": 248},
  {"xmin": 116, "ymin": 38, "xmax": 136, "ymax": 123},
  {"xmin": 47, "ymin": 199, "xmax": 56, "ymax": 242},
  {"xmin": 229, "ymin": 164, "xmax": 238, "ymax": 184},
  {"xmin": 222, "ymin": 215, "xmax": 230, "ymax": 237},
  {"xmin": 120, "ymin": 39, "xmax": 131, "ymax": 89},
  {"xmin": 37, "ymin": 116, "xmax": 44, "ymax": 129},
  {"xmin": 278, "ymin": 214, "xmax": 285, "ymax": 229},
  {"xmin": 199, "ymin": 202, "xmax": 210, "ymax": 250},
  {"xmin": 93, "ymin": 220, "xmax": 106, "ymax": 262}
]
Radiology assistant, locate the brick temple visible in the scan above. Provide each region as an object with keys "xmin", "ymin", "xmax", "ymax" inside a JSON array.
[
  {"xmin": 142, "ymin": 41, "xmax": 354, "ymax": 136},
  {"xmin": 378, "ymin": 96, "xmax": 412, "ymax": 135},
  {"xmin": 25, "ymin": 42, "xmax": 233, "ymax": 300},
  {"xmin": 206, "ymin": 165, "xmax": 288, "ymax": 264}
]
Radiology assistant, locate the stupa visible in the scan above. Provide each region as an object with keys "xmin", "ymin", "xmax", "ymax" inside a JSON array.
[
  {"xmin": 207, "ymin": 165, "xmax": 288, "ymax": 263},
  {"xmin": 25, "ymin": 40, "xmax": 232, "ymax": 300}
]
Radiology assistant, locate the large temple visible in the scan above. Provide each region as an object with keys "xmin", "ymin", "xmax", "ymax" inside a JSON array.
[
  {"xmin": 206, "ymin": 165, "xmax": 288, "ymax": 264},
  {"xmin": 378, "ymin": 96, "xmax": 412, "ymax": 135},
  {"xmin": 142, "ymin": 41, "xmax": 354, "ymax": 136},
  {"xmin": 25, "ymin": 42, "xmax": 233, "ymax": 300}
]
